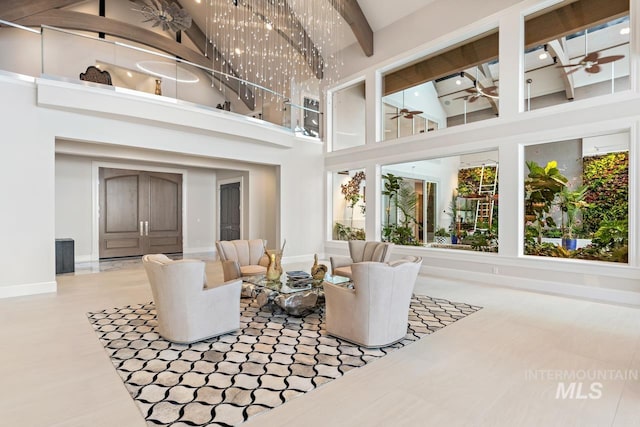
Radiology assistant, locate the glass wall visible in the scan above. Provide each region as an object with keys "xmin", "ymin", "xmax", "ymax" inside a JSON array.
[
  {"xmin": 331, "ymin": 81, "xmax": 366, "ymax": 151},
  {"xmin": 381, "ymin": 150, "xmax": 499, "ymax": 251},
  {"xmin": 381, "ymin": 29, "xmax": 499, "ymax": 141},
  {"xmin": 524, "ymin": 131, "xmax": 629, "ymax": 262},
  {"xmin": 523, "ymin": 1, "xmax": 630, "ymax": 111},
  {"xmin": 332, "ymin": 169, "xmax": 366, "ymax": 240}
]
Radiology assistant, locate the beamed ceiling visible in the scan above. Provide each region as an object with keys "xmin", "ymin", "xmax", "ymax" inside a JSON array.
[
  {"xmin": 0, "ymin": 0, "xmax": 374, "ymax": 111},
  {"xmin": 383, "ymin": 0, "xmax": 629, "ymax": 96}
]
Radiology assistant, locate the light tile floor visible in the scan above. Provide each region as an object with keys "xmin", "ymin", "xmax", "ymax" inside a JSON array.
[{"xmin": 1, "ymin": 255, "xmax": 639, "ymax": 427}]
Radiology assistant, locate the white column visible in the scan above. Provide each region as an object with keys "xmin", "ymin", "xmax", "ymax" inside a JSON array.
[
  {"xmin": 498, "ymin": 8, "xmax": 524, "ymax": 118},
  {"xmin": 364, "ymin": 164, "xmax": 381, "ymax": 241}
]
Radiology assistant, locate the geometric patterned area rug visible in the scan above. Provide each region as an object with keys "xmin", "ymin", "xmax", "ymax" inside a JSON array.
[{"xmin": 87, "ymin": 295, "xmax": 481, "ymax": 426}]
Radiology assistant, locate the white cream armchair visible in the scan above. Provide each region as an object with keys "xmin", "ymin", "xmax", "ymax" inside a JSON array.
[
  {"xmin": 323, "ymin": 256, "xmax": 422, "ymax": 348},
  {"xmin": 216, "ymin": 239, "xmax": 270, "ymax": 276},
  {"xmin": 329, "ymin": 240, "xmax": 394, "ymax": 278},
  {"xmin": 142, "ymin": 254, "xmax": 242, "ymax": 344}
]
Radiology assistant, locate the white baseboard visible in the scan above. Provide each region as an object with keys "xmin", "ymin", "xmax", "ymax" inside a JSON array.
[
  {"xmin": 184, "ymin": 247, "xmax": 217, "ymax": 255},
  {"xmin": 423, "ymin": 266, "xmax": 640, "ymax": 307},
  {"xmin": 75, "ymin": 254, "xmax": 93, "ymax": 263},
  {"xmin": 282, "ymin": 253, "xmax": 327, "ymax": 265},
  {"xmin": 0, "ymin": 281, "xmax": 57, "ymax": 299}
]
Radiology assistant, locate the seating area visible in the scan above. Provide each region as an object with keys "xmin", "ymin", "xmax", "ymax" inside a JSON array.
[{"xmin": 142, "ymin": 242, "xmax": 421, "ymax": 346}]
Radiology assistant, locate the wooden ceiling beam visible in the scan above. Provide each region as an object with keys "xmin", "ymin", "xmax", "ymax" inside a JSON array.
[
  {"xmin": 524, "ymin": 0, "xmax": 629, "ymax": 49},
  {"xmin": 16, "ymin": 10, "xmax": 256, "ymax": 110},
  {"xmin": 384, "ymin": 32, "xmax": 498, "ymax": 96},
  {"xmin": 333, "ymin": 0, "xmax": 374, "ymax": 57},
  {"xmin": 0, "ymin": 0, "xmax": 84, "ymax": 22},
  {"xmin": 384, "ymin": 0, "xmax": 628, "ymax": 96}
]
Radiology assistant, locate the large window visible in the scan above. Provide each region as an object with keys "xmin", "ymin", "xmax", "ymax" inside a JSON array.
[
  {"xmin": 523, "ymin": 1, "xmax": 630, "ymax": 111},
  {"xmin": 524, "ymin": 131, "xmax": 629, "ymax": 262},
  {"xmin": 331, "ymin": 81, "xmax": 366, "ymax": 151},
  {"xmin": 332, "ymin": 169, "xmax": 366, "ymax": 240},
  {"xmin": 381, "ymin": 29, "xmax": 499, "ymax": 141},
  {"xmin": 381, "ymin": 150, "xmax": 499, "ymax": 252}
]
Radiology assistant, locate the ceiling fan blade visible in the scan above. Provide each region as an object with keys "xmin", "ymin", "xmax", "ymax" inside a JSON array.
[
  {"xmin": 408, "ymin": 110, "xmax": 423, "ymax": 115},
  {"xmin": 565, "ymin": 67, "xmax": 581, "ymax": 75},
  {"xmin": 556, "ymin": 64, "xmax": 579, "ymax": 68},
  {"xmin": 482, "ymin": 86, "xmax": 497, "ymax": 92},
  {"xmin": 389, "ymin": 114, "xmax": 401, "ymax": 120},
  {"xmin": 586, "ymin": 64, "xmax": 601, "ymax": 74},
  {"xmin": 468, "ymin": 96, "xmax": 479, "ymax": 103},
  {"xmin": 583, "ymin": 52, "xmax": 599, "ymax": 62},
  {"xmin": 404, "ymin": 115, "xmax": 415, "ymax": 119},
  {"xmin": 483, "ymin": 88, "xmax": 499, "ymax": 96},
  {"xmin": 465, "ymin": 88, "xmax": 476, "ymax": 94},
  {"xmin": 596, "ymin": 55, "xmax": 625, "ymax": 65},
  {"xmin": 399, "ymin": 108, "xmax": 409, "ymax": 113}
]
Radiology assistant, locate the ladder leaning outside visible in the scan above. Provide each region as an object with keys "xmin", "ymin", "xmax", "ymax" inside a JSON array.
[{"xmin": 473, "ymin": 163, "xmax": 499, "ymax": 232}]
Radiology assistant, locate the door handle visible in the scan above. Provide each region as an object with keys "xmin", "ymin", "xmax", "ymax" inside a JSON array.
[
  {"xmin": 140, "ymin": 221, "xmax": 144, "ymax": 236},
  {"xmin": 145, "ymin": 221, "xmax": 149, "ymax": 236}
]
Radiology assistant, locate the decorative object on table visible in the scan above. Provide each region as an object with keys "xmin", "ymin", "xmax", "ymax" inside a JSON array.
[
  {"xmin": 265, "ymin": 239, "xmax": 286, "ymax": 281},
  {"xmin": 131, "ymin": 0, "xmax": 192, "ymax": 33},
  {"xmin": 310, "ymin": 253, "xmax": 328, "ymax": 280},
  {"xmin": 266, "ymin": 253, "xmax": 281, "ymax": 281},
  {"xmin": 88, "ymin": 295, "xmax": 481, "ymax": 426}
]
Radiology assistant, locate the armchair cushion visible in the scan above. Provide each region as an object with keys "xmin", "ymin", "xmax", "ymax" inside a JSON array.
[
  {"xmin": 216, "ymin": 239, "xmax": 269, "ymax": 276},
  {"xmin": 329, "ymin": 241, "xmax": 394, "ymax": 278},
  {"xmin": 143, "ymin": 254, "xmax": 242, "ymax": 343}
]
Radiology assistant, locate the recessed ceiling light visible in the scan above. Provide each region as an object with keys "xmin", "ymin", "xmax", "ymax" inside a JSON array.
[
  {"xmin": 538, "ymin": 52, "xmax": 548, "ymax": 60},
  {"xmin": 455, "ymin": 79, "xmax": 462, "ymax": 85},
  {"xmin": 620, "ymin": 27, "xmax": 630, "ymax": 35},
  {"xmin": 126, "ymin": 71, "xmax": 133, "ymax": 78},
  {"xmin": 234, "ymin": 47, "xmax": 242, "ymax": 55}
]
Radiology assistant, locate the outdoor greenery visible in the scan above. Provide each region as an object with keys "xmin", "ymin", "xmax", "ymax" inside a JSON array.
[
  {"xmin": 582, "ymin": 152, "xmax": 628, "ymax": 233},
  {"xmin": 382, "ymin": 173, "xmax": 421, "ymax": 246},
  {"xmin": 335, "ymin": 171, "xmax": 366, "ymax": 241},
  {"xmin": 524, "ymin": 154, "xmax": 629, "ymax": 263}
]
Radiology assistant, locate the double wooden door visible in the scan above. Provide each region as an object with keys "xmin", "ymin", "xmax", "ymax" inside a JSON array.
[{"xmin": 99, "ymin": 168, "xmax": 183, "ymax": 258}]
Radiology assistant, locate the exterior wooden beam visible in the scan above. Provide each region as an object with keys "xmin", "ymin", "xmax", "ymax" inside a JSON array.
[{"xmin": 524, "ymin": 0, "xmax": 629, "ymax": 49}]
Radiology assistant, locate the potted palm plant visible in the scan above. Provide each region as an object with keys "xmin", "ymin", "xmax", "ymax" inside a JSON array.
[{"xmin": 559, "ymin": 185, "xmax": 589, "ymax": 250}]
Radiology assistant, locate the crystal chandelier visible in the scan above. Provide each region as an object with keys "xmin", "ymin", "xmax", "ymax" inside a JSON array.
[{"xmin": 204, "ymin": 0, "xmax": 344, "ymax": 106}]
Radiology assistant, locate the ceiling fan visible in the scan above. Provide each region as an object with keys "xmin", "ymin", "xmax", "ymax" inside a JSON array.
[
  {"xmin": 557, "ymin": 51, "xmax": 625, "ymax": 75},
  {"xmin": 457, "ymin": 82, "xmax": 499, "ymax": 102},
  {"xmin": 389, "ymin": 107, "xmax": 424, "ymax": 120}
]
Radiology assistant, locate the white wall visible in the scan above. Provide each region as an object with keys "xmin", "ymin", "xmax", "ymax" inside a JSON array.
[
  {"xmin": 324, "ymin": 0, "xmax": 640, "ymax": 305},
  {"xmin": 0, "ymin": 77, "xmax": 55, "ymax": 296},
  {"xmin": 0, "ymin": 74, "xmax": 323, "ymax": 298}
]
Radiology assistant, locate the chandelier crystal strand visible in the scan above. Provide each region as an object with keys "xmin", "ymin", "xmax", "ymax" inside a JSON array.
[{"xmin": 203, "ymin": 0, "xmax": 342, "ymax": 116}]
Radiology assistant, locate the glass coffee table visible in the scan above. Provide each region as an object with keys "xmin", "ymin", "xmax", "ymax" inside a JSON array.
[{"xmin": 242, "ymin": 272, "xmax": 351, "ymax": 316}]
